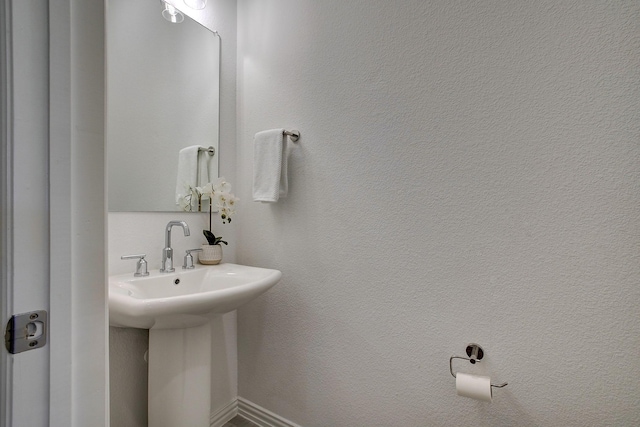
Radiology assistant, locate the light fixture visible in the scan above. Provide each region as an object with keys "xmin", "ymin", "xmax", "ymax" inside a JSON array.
[
  {"xmin": 184, "ymin": 0, "xmax": 207, "ymax": 10},
  {"xmin": 161, "ymin": 0, "xmax": 184, "ymax": 24}
]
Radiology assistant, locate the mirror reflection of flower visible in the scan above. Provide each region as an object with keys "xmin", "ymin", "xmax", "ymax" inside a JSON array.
[{"xmin": 195, "ymin": 178, "xmax": 238, "ymax": 245}]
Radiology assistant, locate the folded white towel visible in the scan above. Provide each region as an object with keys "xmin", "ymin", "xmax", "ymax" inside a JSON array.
[
  {"xmin": 252, "ymin": 129, "xmax": 288, "ymax": 202},
  {"xmin": 175, "ymin": 145, "xmax": 211, "ymax": 207},
  {"xmin": 197, "ymin": 148, "xmax": 213, "ymax": 187}
]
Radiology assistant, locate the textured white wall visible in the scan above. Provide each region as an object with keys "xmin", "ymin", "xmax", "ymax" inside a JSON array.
[
  {"xmin": 236, "ymin": 1, "xmax": 640, "ymax": 426},
  {"xmin": 107, "ymin": 1, "xmax": 237, "ymax": 425}
]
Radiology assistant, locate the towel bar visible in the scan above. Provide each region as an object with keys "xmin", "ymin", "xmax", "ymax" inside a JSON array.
[{"xmin": 283, "ymin": 129, "xmax": 300, "ymax": 142}]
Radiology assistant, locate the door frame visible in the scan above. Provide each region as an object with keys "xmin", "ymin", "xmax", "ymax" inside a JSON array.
[
  {"xmin": 1, "ymin": 0, "xmax": 108, "ymax": 425},
  {"xmin": 0, "ymin": 0, "xmax": 13, "ymax": 424},
  {"xmin": 1, "ymin": 1, "xmax": 51, "ymax": 424}
]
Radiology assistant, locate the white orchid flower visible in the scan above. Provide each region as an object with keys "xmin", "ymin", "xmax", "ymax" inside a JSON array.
[
  {"xmin": 177, "ymin": 195, "xmax": 192, "ymax": 211},
  {"xmin": 213, "ymin": 177, "xmax": 231, "ymax": 193},
  {"xmin": 212, "ymin": 191, "xmax": 228, "ymax": 208},
  {"xmin": 203, "ymin": 178, "xmax": 238, "ymax": 228},
  {"xmin": 196, "ymin": 182, "xmax": 215, "ymax": 196}
]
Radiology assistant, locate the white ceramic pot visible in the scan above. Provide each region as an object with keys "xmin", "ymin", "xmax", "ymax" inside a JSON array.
[{"xmin": 199, "ymin": 244, "xmax": 222, "ymax": 265}]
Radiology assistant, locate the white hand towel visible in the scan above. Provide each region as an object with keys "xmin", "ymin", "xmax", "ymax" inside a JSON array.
[
  {"xmin": 197, "ymin": 148, "xmax": 213, "ymax": 186},
  {"xmin": 253, "ymin": 129, "xmax": 289, "ymax": 202},
  {"xmin": 175, "ymin": 145, "xmax": 201, "ymax": 206}
]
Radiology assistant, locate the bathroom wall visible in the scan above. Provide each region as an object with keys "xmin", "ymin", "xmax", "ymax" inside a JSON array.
[
  {"xmin": 235, "ymin": 1, "xmax": 640, "ymax": 426},
  {"xmin": 107, "ymin": 1, "xmax": 237, "ymax": 425}
]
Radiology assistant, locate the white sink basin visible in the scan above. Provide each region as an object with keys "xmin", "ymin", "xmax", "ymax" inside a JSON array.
[{"xmin": 109, "ymin": 263, "xmax": 281, "ymax": 329}]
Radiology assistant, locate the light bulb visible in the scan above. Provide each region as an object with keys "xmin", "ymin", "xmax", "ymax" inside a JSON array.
[
  {"xmin": 161, "ymin": 1, "xmax": 184, "ymax": 24},
  {"xmin": 184, "ymin": 0, "xmax": 207, "ymax": 10}
]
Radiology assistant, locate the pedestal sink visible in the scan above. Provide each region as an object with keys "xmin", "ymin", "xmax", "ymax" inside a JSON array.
[{"xmin": 109, "ymin": 263, "xmax": 281, "ymax": 427}]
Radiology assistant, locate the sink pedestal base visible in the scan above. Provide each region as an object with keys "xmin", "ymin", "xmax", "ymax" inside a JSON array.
[{"xmin": 148, "ymin": 322, "xmax": 211, "ymax": 427}]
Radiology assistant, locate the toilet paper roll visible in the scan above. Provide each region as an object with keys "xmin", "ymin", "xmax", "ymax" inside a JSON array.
[{"xmin": 456, "ymin": 372, "xmax": 492, "ymax": 402}]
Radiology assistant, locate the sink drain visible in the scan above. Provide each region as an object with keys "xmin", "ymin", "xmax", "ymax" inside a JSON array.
[{"xmin": 174, "ymin": 278, "xmax": 180, "ymax": 285}]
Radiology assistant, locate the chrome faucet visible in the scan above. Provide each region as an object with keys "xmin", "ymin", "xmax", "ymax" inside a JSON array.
[{"xmin": 160, "ymin": 220, "xmax": 190, "ymax": 273}]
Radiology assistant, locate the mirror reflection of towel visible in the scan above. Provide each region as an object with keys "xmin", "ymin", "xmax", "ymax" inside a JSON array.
[
  {"xmin": 197, "ymin": 148, "xmax": 213, "ymax": 186},
  {"xmin": 175, "ymin": 145, "xmax": 212, "ymax": 206}
]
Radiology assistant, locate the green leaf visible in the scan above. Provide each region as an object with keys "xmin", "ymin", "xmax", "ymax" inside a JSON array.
[
  {"xmin": 203, "ymin": 230, "xmax": 217, "ymax": 245},
  {"xmin": 203, "ymin": 229, "xmax": 227, "ymax": 245}
]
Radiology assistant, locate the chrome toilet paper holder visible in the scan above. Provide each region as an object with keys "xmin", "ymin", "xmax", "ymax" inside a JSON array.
[{"xmin": 449, "ymin": 344, "xmax": 508, "ymax": 389}]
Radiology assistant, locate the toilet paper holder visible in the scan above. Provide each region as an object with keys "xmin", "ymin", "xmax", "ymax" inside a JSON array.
[{"xmin": 449, "ymin": 344, "xmax": 508, "ymax": 388}]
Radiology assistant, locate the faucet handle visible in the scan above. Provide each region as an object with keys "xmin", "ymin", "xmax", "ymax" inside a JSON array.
[
  {"xmin": 121, "ymin": 254, "xmax": 149, "ymax": 277},
  {"xmin": 182, "ymin": 248, "xmax": 203, "ymax": 270}
]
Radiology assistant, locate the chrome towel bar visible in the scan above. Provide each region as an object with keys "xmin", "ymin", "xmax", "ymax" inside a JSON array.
[{"xmin": 283, "ymin": 129, "xmax": 300, "ymax": 142}]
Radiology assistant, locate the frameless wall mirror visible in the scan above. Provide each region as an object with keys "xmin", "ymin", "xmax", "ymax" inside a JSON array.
[{"xmin": 107, "ymin": 0, "xmax": 220, "ymax": 212}]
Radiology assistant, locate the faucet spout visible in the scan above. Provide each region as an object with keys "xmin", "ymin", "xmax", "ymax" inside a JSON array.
[
  {"xmin": 161, "ymin": 221, "xmax": 190, "ymax": 273},
  {"xmin": 164, "ymin": 220, "xmax": 190, "ymax": 247}
]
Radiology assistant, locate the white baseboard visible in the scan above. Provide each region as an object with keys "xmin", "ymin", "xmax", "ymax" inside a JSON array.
[
  {"xmin": 237, "ymin": 397, "xmax": 301, "ymax": 427},
  {"xmin": 210, "ymin": 399, "xmax": 239, "ymax": 427}
]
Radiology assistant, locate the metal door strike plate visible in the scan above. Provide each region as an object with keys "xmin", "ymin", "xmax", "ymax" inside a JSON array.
[{"xmin": 4, "ymin": 310, "xmax": 47, "ymax": 354}]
